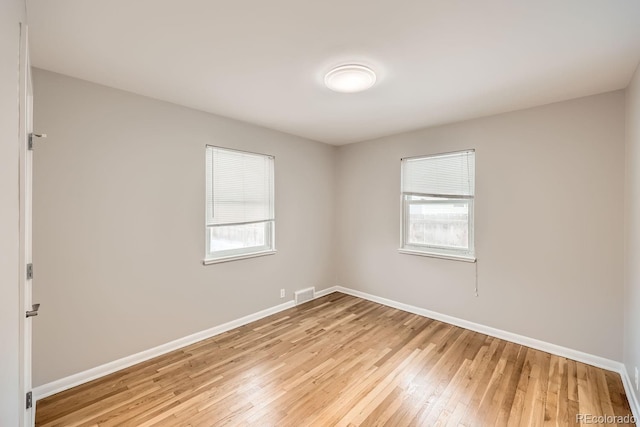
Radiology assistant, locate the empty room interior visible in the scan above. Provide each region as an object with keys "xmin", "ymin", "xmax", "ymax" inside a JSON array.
[{"xmin": 4, "ymin": 0, "xmax": 640, "ymax": 426}]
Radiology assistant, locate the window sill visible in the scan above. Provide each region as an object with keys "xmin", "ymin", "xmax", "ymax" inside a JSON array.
[
  {"xmin": 203, "ymin": 250, "xmax": 277, "ymax": 265},
  {"xmin": 398, "ymin": 249, "xmax": 476, "ymax": 263}
]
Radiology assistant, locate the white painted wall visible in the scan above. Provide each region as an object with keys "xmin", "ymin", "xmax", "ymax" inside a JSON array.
[
  {"xmin": 32, "ymin": 69, "xmax": 336, "ymax": 386},
  {"xmin": 624, "ymin": 61, "xmax": 640, "ymax": 409},
  {"xmin": 336, "ymin": 92, "xmax": 625, "ymax": 361},
  {"xmin": 0, "ymin": 0, "xmax": 26, "ymax": 424}
]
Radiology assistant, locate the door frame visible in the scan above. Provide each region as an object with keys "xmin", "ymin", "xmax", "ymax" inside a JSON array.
[{"xmin": 18, "ymin": 21, "xmax": 35, "ymax": 427}]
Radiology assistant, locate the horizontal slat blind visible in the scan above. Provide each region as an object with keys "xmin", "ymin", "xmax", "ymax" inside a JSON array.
[
  {"xmin": 402, "ymin": 150, "xmax": 475, "ymax": 197},
  {"xmin": 206, "ymin": 146, "xmax": 274, "ymax": 226}
]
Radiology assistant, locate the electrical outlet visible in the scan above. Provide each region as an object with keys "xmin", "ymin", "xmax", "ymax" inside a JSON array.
[
  {"xmin": 280, "ymin": 289, "xmax": 285, "ymax": 298},
  {"xmin": 635, "ymin": 367, "xmax": 639, "ymax": 391}
]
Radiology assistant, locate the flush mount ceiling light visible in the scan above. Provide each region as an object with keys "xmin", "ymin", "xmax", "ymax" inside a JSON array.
[{"xmin": 324, "ymin": 64, "xmax": 377, "ymax": 93}]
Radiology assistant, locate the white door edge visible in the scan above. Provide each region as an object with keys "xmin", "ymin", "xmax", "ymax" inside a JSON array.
[{"xmin": 18, "ymin": 21, "xmax": 35, "ymax": 427}]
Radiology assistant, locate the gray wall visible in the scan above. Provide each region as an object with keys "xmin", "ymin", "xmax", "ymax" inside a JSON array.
[
  {"xmin": 336, "ymin": 92, "xmax": 625, "ymax": 361},
  {"xmin": 625, "ymin": 62, "xmax": 640, "ymax": 407},
  {"xmin": 33, "ymin": 68, "xmax": 628, "ymax": 388},
  {"xmin": 32, "ymin": 69, "xmax": 337, "ymax": 386},
  {"xmin": 0, "ymin": 0, "xmax": 26, "ymax": 424}
]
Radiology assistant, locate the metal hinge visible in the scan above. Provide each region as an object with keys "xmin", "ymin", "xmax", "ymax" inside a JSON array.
[
  {"xmin": 26, "ymin": 263, "xmax": 33, "ymax": 280},
  {"xmin": 26, "ymin": 391, "xmax": 32, "ymax": 409},
  {"xmin": 28, "ymin": 133, "xmax": 47, "ymax": 150}
]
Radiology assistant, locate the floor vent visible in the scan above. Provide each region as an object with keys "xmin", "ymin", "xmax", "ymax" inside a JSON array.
[{"xmin": 294, "ymin": 287, "xmax": 315, "ymax": 305}]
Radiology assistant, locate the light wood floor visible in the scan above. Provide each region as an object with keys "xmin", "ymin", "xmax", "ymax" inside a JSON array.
[{"xmin": 36, "ymin": 292, "xmax": 634, "ymax": 427}]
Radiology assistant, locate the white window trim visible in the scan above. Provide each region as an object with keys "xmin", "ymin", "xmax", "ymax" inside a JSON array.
[
  {"xmin": 397, "ymin": 249, "xmax": 476, "ymax": 263},
  {"xmin": 399, "ymin": 149, "xmax": 475, "ymax": 262},
  {"xmin": 203, "ymin": 249, "xmax": 277, "ymax": 265},
  {"xmin": 204, "ymin": 145, "xmax": 276, "ymax": 265}
]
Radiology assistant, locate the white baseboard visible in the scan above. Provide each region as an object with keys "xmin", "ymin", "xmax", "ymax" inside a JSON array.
[
  {"xmin": 334, "ymin": 285, "xmax": 640, "ymax": 420},
  {"xmin": 34, "ymin": 284, "xmax": 638, "ymax": 420},
  {"xmin": 334, "ymin": 286, "xmax": 621, "ymax": 371},
  {"xmin": 313, "ymin": 286, "xmax": 337, "ymax": 299},
  {"xmin": 620, "ymin": 366, "xmax": 640, "ymax": 422},
  {"xmin": 34, "ymin": 287, "xmax": 342, "ymax": 401},
  {"xmin": 33, "ymin": 299, "xmax": 284, "ymax": 400}
]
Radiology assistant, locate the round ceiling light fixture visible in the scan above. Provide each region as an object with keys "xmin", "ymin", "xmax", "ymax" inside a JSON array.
[{"xmin": 324, "ymin": 64, "xmax": 377, "ymax": 93}]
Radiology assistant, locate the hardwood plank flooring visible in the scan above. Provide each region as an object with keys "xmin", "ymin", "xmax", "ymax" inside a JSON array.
[{"xmin": 35, "ymin": 293, "xmax": 635, "ymax": 426}]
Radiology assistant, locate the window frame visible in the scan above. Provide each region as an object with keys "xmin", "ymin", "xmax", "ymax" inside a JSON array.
[
  {"xmin": 204, "ymin": 145, "xmax": 276, "ymax": 265},
  {"xmin": 399, "ymin": 150, "xmax": 476, "ymax": 262}
]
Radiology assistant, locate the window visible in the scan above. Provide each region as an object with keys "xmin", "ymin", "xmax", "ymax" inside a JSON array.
[
  {"xmin": 400, "ymin": 150, "xmax": 475, "ymax": 261},
  {"xmin": 205, "ymin": 146, "xmax": 275, "ymax": 263}
]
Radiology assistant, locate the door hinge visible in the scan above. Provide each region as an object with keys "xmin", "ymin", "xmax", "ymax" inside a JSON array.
[
  {"xmin": 28, "ymin": 133, "xmax": 47, "ymax": 151},
  {"xmin": 26, "ymin": 391, "xmax": 32, "ymax": 409},
  {"xmin": 26, "ymin": 263, "xmax": 33, "ymax": 280}
]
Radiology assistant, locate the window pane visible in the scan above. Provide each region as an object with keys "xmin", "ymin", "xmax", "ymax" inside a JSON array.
[
  {"xmin": 407, "ymin": 198, "xmax": 469, "ymax": 250},
  {"xmin": 208, "ymin": 222, "xmax": 270, "ymax": 252}
]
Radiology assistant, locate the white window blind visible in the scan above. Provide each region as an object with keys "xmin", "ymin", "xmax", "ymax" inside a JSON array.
[
  {"xmin": 402, "ymin": 150, "xmax": 475, "ymax": 197},
  {"xmin": 205, "ymin": 146, "xmax": 275, "ymax": 263},
  {"xmin": 206, "ymin": 147, "xmax": 274, "ymax": 226}
]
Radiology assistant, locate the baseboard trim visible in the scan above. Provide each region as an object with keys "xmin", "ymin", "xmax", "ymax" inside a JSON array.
[
  {"xmin": 335, "ymin": 285, "xmax": 640, "ymax": 418},
  {"xmin": 620, "ymin": 366, "xmax": 640, "ymax": 422},
  {"xmin": 334, "ymin": 286, "xmax": 622, "ymax": 372},
  {"xmin": 35, "ymin": 284, "xmax": 636, "ymax": 419},
  {"xmin": 313, "ymin": 286, "xmax": 337, "ymax": 299},
  {"xmin": 33, "ymin": 288, "xmax": 332, "ymax": 401}
]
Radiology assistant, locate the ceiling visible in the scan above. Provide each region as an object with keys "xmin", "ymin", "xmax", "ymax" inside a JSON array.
[{"xmin": 27, "ymin": 0, "xmax": 640, "ymax": 145}]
